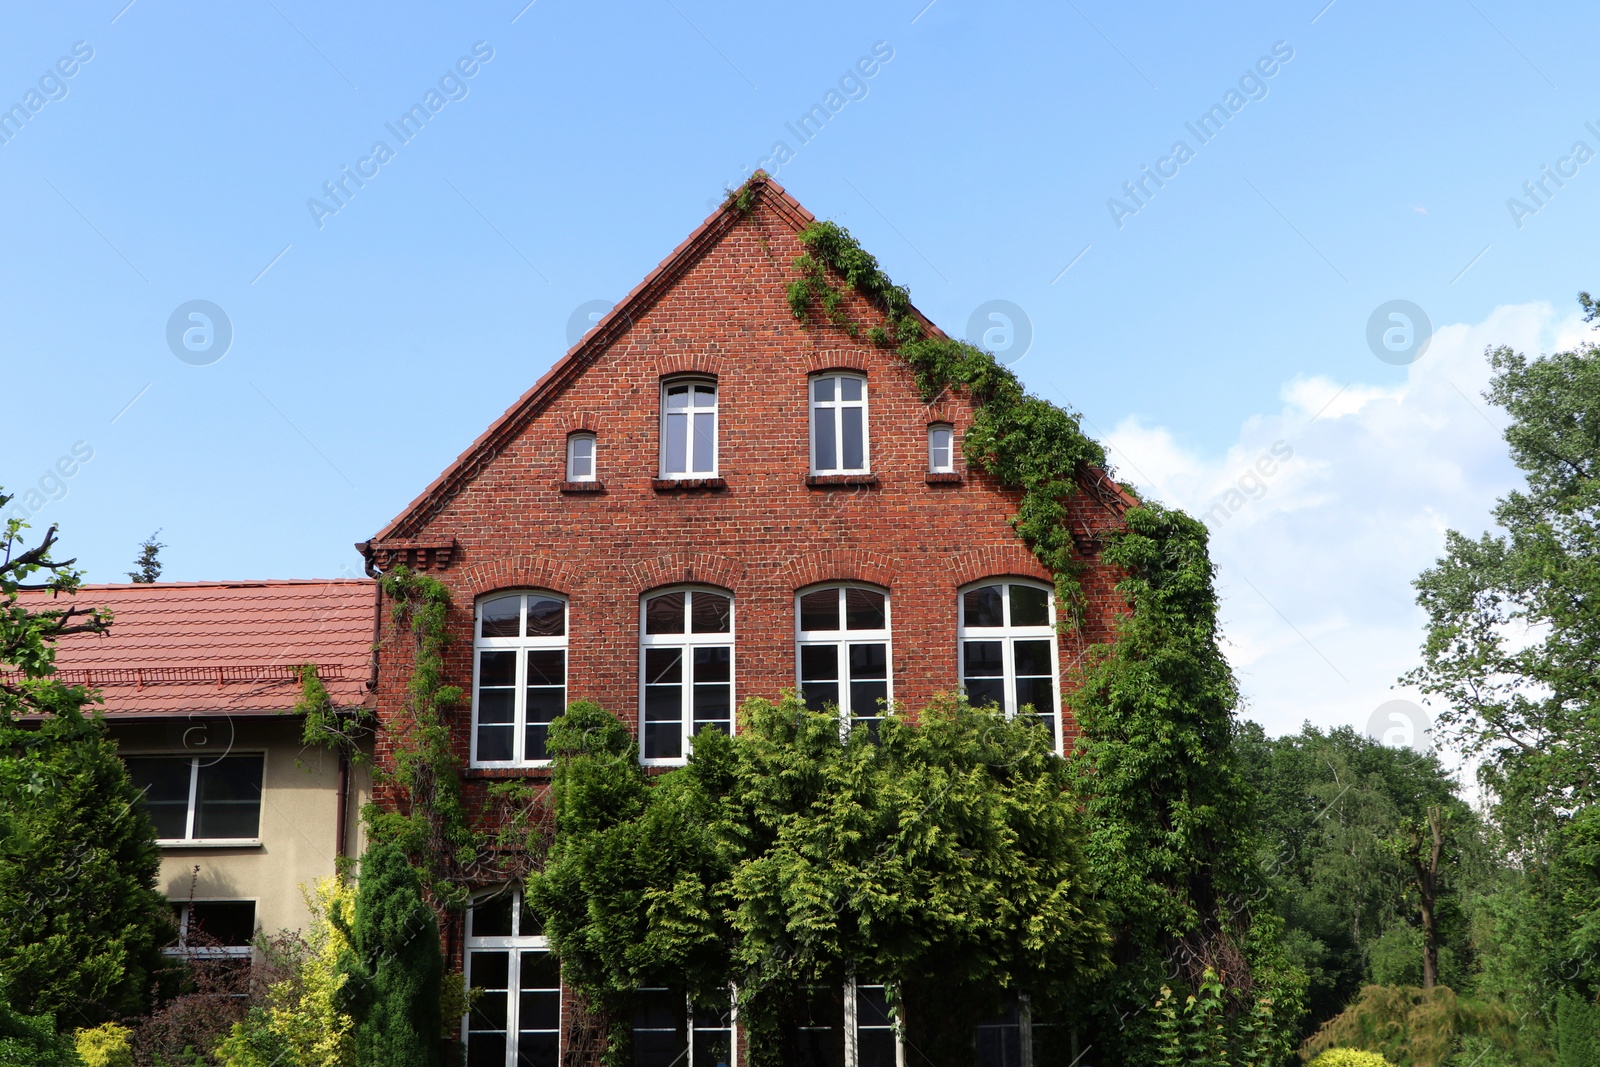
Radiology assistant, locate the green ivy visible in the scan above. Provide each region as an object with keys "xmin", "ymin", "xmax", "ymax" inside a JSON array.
[{"xmin": 784, "ymin": 219, "xmax": 1109, "ymax": 625}]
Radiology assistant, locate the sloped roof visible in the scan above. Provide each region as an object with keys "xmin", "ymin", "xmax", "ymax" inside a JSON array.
[{"xmin": 14, "ymin": 579, "xmax": 375, "ymax": 717}]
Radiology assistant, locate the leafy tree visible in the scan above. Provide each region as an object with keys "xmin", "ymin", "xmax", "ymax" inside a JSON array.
[
  {"xmin": 0, "ymin": 494, "xmax": 175, "ymax": 1028},
  {"xmin": 336, "ymin": 843, "xmax": 444, "ymax": 1067},
  {"xmin": 0, "ymin": 1000, "xmax": 78, "ymax": 1066},
  {"xmin": 126, "ymin": 531, "xmax": 164, "ymax": 584},
  {"xmin": 1408, "ymin": 303, "xmax": 1600, "ymax": 1004}
]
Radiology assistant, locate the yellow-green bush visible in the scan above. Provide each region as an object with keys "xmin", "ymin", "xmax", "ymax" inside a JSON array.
[
  {"xmin": 73, "ymin": 1022, "xmax": 134, "ymax": 1067},
  {"xmin": 1300, "ymin": 986, "xmax": 1521, "ymax": 1067},
  {"xmin": 1308, "ymin": 1049, "xmax": 1396, "ymax": 1067}
]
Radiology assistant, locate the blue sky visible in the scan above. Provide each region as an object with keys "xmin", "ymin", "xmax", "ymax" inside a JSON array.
[{"xmin": 3, "ymin": 0, "xmax": 1594, "ymax": 742}]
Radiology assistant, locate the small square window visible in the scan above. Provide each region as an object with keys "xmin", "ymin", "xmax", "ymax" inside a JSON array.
[{"xmin": 566, "ymin": 434, "xmax": 596, "ymax": 482}]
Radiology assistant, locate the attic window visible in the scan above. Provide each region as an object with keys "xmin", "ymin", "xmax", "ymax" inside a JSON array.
[
  {"xmin": 566, "ymin": 433, "xmax": 596, "ymax": 482},
  {"xmin": 660, "ymin": 380, "xmax": 717, "ymax": 478}
]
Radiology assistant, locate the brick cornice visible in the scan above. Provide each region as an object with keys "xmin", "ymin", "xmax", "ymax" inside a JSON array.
[
  {"xmin": 776, "ymin": 548, "xmax": 897, "ymax": 592},
  {"xmin": 627, "ymin": 550, "xmax": 749, "ymax": 594},
  {"xmin": 454, "ymin": 556, "xmax": 583, "ymax": 600}
]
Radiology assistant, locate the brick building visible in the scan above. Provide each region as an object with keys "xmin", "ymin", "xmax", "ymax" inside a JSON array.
[{"xmin": 358, "ymin": 176, "xmax": 1132, "ymax": 1067}]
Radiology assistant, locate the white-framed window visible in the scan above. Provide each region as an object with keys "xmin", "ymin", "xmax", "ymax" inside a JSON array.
[
  {"xmin": 566, "ymin": 432, "xmax": 597, "ymax": 482},
  {"xmin": 125, "ymin": 754, "xmax": 265, "ymax": 844},
  {"xmin": 957, "ymin": 581, "xmax": 1061, "ymax": 750},
  {"xmin": 811, "ymin": 373, "xmax": 870, "ymax": 474},
  {"xmin": 168, "ymin": 900, "xmax": 257, "ymax": 960},
  {"xmin": 849, "ymin": 980, "xmax": 899, "ymax": 1067},
  {"xmin": 796, "ymin": 585, "xmax": 891, "ymax": 738},
  {"xmin": 640, "ymin": 587, "xmax": 734, "ymax": 765},
  {"xmin": 661, "ymin": 379, "xmax": 718, "ymax": 477},
  {"xmin": 784, "ymin": 978, "xmax": 899, "ymax": 1067},
  {"xmin": 473, "ymin": 592, "xmax": 567, "ymax": 767},
  {"xmin": 464, "ymin": 888, "xmax": 560, "ymax": 1067},
  {"xmin": 927, "ymin": 424, "xmax": 955, "ymax": 473},
  {"xmin": 632, "ymin": 984, "xmax": 737, "ymax": 1067}
]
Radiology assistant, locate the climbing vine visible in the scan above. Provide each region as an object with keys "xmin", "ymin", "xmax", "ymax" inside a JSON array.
[{"xmin": 785, "ymin": 218, "xmax": 1110, "ymax": 625}]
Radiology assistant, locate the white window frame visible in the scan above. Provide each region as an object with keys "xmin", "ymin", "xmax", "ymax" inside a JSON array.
[
  {"xmin": 566, "ymin": 432, "xmax": 597, "ymax": 482},
  {"xmin": 632, "ymin": 982, "xmax": 740, "ymax": 1067},
  {"xmin": 124, "ymin": 752, "xmax": 266, "ymax": 847},
  {"xmin": 659, "ymin": 378, "xmax": 719, "ymax": 478},
  {"xmin": 639, "ymin": 586, "xmax": 736, "ymax": 767},
  {"xmin": 810, "ymin": 373, "xmax": 871, "ymax": 475},
  {"xmin": 463, "ymin": 887, "xmax": 561, "ymax": 1067},
  {"xmin": 845, "ymin": 976, "xmax": 904, "ymax": 1067},
  {"xmin": 927, "ymin": 424, "xmax": 955, "ymax": 473},
  {"xmin": 956, "ymin": 580, "xmax": 1062, "ymax": 754},
  {"xmin": 471, "ymin": 591, "xmax": 568, "ymax": 769},
  {"xmin": 794, "ymin": 584, "xmax": 893, "ymax": 737},
  {"xmin": 166, "ymin": 900, "xmax": 258, "ymax": 961}
]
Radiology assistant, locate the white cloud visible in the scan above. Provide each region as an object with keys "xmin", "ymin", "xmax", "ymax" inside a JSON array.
[{"xmin": 1102, "ymin": 302, "xmax": 1587, "ymax": 752}]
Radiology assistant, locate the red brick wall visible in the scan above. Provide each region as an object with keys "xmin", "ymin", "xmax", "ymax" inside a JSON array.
[{"xmin": 368, "ymin": 185, "xmax": 1129, "ymax": 823}]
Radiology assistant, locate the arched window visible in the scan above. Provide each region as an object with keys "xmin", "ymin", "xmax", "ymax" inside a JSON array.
[
  {"xmin": 795, "ymin": 584, "xmax": 892, "ymax": 738},
  {"xmin": 566, "ymin": 432, "xmax": 597, "ymax": 482},
  {"xmin": 957, "ymin": 580, "xmax": 1060, "ymax": 748},
  {"xmin": 810, "ymin": 373, "xmax": 870, "ymax": 475},
  {"xmin": 927, "ymin": 424, "xmax": 955, "ymax": 473},
  {"xmin": 464, "ymin": 887, "xmax": 560, "ymax": 1067},
  {"xmin": 660, "ymin": 379, "xmax": 718, "ymax": 477},
  {"xmin": 640, "ymin": 587, "xmax": 734, "ymax": 764},
  {"xmin": 472, "ymin": 592, "xmax": 567, "ymax": 767}
]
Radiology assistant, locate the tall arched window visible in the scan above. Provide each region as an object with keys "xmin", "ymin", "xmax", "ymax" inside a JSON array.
[
  {"xmin": 640, "ymin": 587, "xmax": 734, "ymax": 765},
  {"xmin": 795, "ymin": 584, "xmax": 892, "ymax": 738},
  {"xmin": 810, "ymin": 373, "xmax": 870, "ymax": 474},
  {"xmin": 464, "ymin": 888, "xmax": 560, "ymax": 1067},
  {"xmin": 957, "ymin": 580, "xmax": 1061, "ymax": 749},
  {"xmin": 473, "ymin": 592, "xmax": 567, "ymax": 767},
  {"xmin": 660, "ymin": 379, "xmax": 718, "ymax": 477}
]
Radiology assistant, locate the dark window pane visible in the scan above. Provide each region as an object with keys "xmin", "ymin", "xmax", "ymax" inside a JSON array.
[
  {"xmin": 194, "ymin": 756, "xmax": 263, "ymax": 839},
  {"xmin": 785, "ymin": 986, "xmax": 845, "ymax": 1067},
  {"xmin": 799, "ymin": 644, "xmax": 839, "ymax": 685},
  {"xmin": 814, "ymin": 406, "xmax": 837, "ymax": 470},
  {"xmin": 526, "ymin": 596, "xmax": 566, "ymax": 637},
  {"xmin": 842, "ymin": 407, "xmax": 865, "ymax": 470},
  {"xmin": 849, "ymin": 643, "xmax": 887, "ymax": 678},
  {"xmin": 813, "ymin": 377, "xmax": 835, "ymax": 402},
  {"xmin": 690, "ymin": 593, "xmax": 732, "ymax": 634},
  {"xmin": 645, "ymin": 593, "xmax": 685, "ymax": 634},
  {"xmin": 844, "ymin": 588, "xmax": 886, "ymax": 630},
  {"xmin": 634, "ymin": 1031, "xmax": 685, "ymax": 1067},
  {"xmin": 975, "ymin": 1019, "xmax": 1024, "ymax": 1067},
  {"xmin": 473, "ymin": 991, "xmax": 509, "ymax": 1032},
  {"xmin": 125, "ymin": 757, "xmax": 191, "ymax": 839},
  {"xmin": 858, "ymin": 1031, "xmax": 897, "ymax": 1067},
  {"xmin": 801, "ymin": 682, "xmax": 839, "ymax": 714},
  {"xmin": 666, "ymin": 384, "xmax": 690, "ymax": 406},
  {"xmin": 644, "ymin": 724, "xmax": 682, "ymax": 761},
  {"xmin": 467, "ymin": 1033, "xmax": 506, "ymax": 1067},
  {"xmin": 187, "ymin": 901, "xmax": 255, "ymax": 946},
  {"xmin": 645, "ymin": 685, "xmax": 682, "ymax": 723},
  {"xmin": 471, "ymin": 899, "xmax": 513, "ymax": 939},
  {"xmin": 635, "ymin": 988, "xmax": 682, "ymax": 1029},
  {"xmin": 857, "ymin": 986, "xmax": 892, "ymax": 1028},
  {"xmin": 1013, "ymin": 639, "xmax": 1052, "ymax": 677},
  {"xmin": 963, "ymin": 641, "xmax": 1004, "ymax": 677},
  {"xmin": 851, "ymin": 681, "xmax": 888, "ymax": 718},
  {"xmin": 693, "ymin": 646, "xmax": 731, "ymax": 683},
  {"xmin": 517, "ymin": 1031, "xmax": 560, "ymax": 1067},
  {"xmin": 521, "ymin": 950, "xmax": 559, "ymax": 989},
  {"xmin": 1010, "ymin": 585, "xmax": 1050, "ymax": 627},
  {"xmin": 481, "ymin": 595, "xmax": 521, "ymax": 638},
  {"xmin": 840, "ymin": 376, "xmax": 863, "ymax": 402},
  {"xmin": 525, "ymin": 687, "xmax": 566, "ymax": 724},
  {"xmin": 479, "ymin": 649, "xmax": 517, "ymax": 688},
  {"xmin": 645, "ymin": 648, "xmax": 683, "ymax": 686},
  {"xmin": 521, "ymin": 989, "xmax": 561, "ymax": 1031},
  {"xmin": 964, "ymin": 585, "xmax": 1004, "ymax": 628},
  {"xmin": 800, "ymin": 589, "xmax": 839, "ymax": 632},
  {"xmin": 470, "ymin": 949, "xmax": 510, "ymax": 990},
  {"xmin": 524, "ymin": 723, "xmax": 552, "ymax": 762},
  {"xmin": 520, "ymin": 891, "xmax": 541, "ymax": 939},
  {"xmin": 526, "ymin": 649, "xmax": 565, "ymax": 686},
  {"xmin": 1016, "ymin": 676, "xmax": 1056, "ymax": 718},
  {"xmin": 857, "ymin": 985, "xmax": 897, "ymax": 1067},
  {"xmin": 966, "ymin": 679, "xmax": 1005, "ymax": 709},
  {"xmin": 478, "ymin": 725, "xmax": 514, "ymax": 762},
  {"xmin": 478, "ymin": 688, "xmax": 515, "ymax": 725}
]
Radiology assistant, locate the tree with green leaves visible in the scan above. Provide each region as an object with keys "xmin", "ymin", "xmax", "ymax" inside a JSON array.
[
  {"xmin": 1408, "ymin": 296, "xmax": 1600, "ymax": 1007},
  {"xmin": 336, "ymin": 842, "xmax": 444, "ymax": 1067},
  {"xmin": 126, "ymin": 531, "xmax": 164, "ymax": 584},
  {"xmin": 0, "ymin": 493, "xmax": 175, "ymax": 1030}
]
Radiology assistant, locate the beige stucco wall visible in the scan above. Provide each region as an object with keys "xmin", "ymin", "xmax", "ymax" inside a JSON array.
[{"xmin": 111, "ymin": 715, "xmax": 372, "ymax": 938}]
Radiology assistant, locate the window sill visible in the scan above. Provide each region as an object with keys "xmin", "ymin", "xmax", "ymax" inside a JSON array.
[
  {"xmin": 158, "ymin": 839, "xmax": 263, "ymax": 850},
  {"xmin": 465, "ymin": 765, "xmax": 553, "ymax": 779},
  {"xmin": 558, "ymin": 480, "xmax": 604, "ymax": 493},
  {"xmin": 806, "ymin": 473, "xmax": 878, "ymax": 488},
  {"xmin": 652, "ymin": 477, "xmax": 727, "ymax": 492},
  {"xmin": 925, "ymin": 472, "xmax": 963, "ymax": 485}
]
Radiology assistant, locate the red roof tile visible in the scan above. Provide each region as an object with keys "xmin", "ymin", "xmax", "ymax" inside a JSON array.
[{"xmin": 14, "ymin": 579, "xmax": 375, "ymax": 717}]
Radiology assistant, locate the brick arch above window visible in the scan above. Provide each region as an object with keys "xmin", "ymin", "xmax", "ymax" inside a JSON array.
[
  {"xmin": 922, "ymin": 400, "xmax": 961, "ymax": 426},
  {"xmin": 801, "ymin": 349, "xmax": 871, "ymax": 375},
  {"xmin": 652, "ymin": 353, "xmax": 725, "ymax": 379},
  {"xmin": 553, "ymin": 410, "xmax": 603, "ymax": 435},
  {"xmin": 945, "ymin": 546, "xmax": 1054, "ymax": 589},
  {"xmin": 456, "ymin": 556, "xmax": 581, "ymax": 601},
  {"xmin": 626, "ymin": 549, "xmax": 748, "ymax": 595},
  {"xmin": 777, "ymin": 548, "xmax": 898, "ymax": 592}
]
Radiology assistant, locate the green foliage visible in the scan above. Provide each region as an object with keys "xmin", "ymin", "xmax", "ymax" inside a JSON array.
[
  {"xmin": 215, "ymin": 877, "xmax": 357, "ymax": 1067},
  {"xmin": 126, "ymin": 531, "xmax": 164, "ymax": 584},
  {"xmin": 0, "ymin": 492, "xmax": 174, "ymax": 1030},
  {"xmin": 1300, "ymin": 986, "xmax": 1523, "ymax": 1067},
  {"xmin": 1153, "ymin": 967, "xmax": 1284, "ymax": 1067},
  {"xmin": 783, "ymin": 220, "xmax": 1107, "ymax": 625},
  {"xmin": 364, "ymin": 568, "xmax": 478, "ymax": 908},
  {"xmin": 531, "ymin": 696, "xmax": 1111, "ymax": 1067},
  {"xmin": 0, "ymin": 999, "xmax": 78, "ymax": 1066},
  {"xmin": 73, "ymin": 1022, "xmax": 133, "ymax": 1066},
  {"xmin": 1555, "ymin": 994, "xmax": 1600, "ymax": 1067},
  {"xmin": 1307, "ymin": 1049, "xmax": 1396, "ymax": 1067},
  {"xmin": 336, "ymin": 844, "xmax": 444, "ymax": 1067}
]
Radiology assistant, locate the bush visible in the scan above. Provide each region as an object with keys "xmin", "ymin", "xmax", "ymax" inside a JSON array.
[
  {"xmin": 338, "ymin": 844, "xmax": 443, "ymax": 1067},
  {"xmin": 74, "ymin": 1022, "xmax": 133, "ymax": 1066},
  {"xmin": 1309, "ymin": 1050, "xmax": 1395, "ymax": 1067},
  {"xmin": 1300, "ymin": 986, "xmax": 1521, "ymax": 1067},
  {"xmin": 0, "ymin": 998, "xmax": 77, "ymax": 1066}
]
